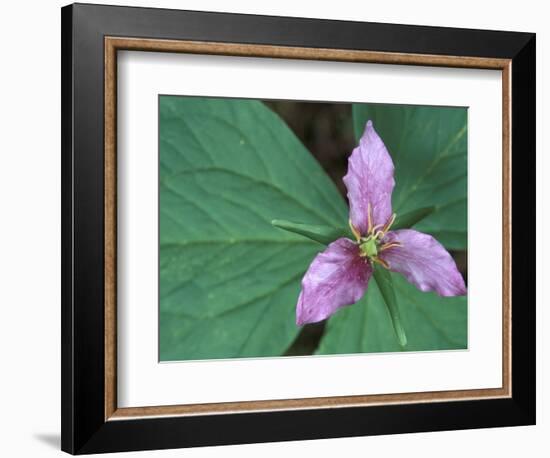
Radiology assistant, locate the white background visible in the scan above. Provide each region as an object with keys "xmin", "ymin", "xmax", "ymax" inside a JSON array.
[
  {"xmin": 118, "ymin": 52, "xmax": 502, "ymax": 407},
  {"xmin": 0, "ymin": 0, "xmax": 545, "ymax": 457}
]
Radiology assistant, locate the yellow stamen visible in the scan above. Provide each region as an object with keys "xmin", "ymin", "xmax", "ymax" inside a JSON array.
[
  {"xmin": 379, "ymin": 241, "xmax": 402, "ymax": 252},
  {"xmin": 371, "ymin": 223, "xmax": 384, "ymax": 234},
  {"xmin": 373, "ymin": 230, "xmax": 385, "ymax": 240},
  {"xmin": 349, "ymin": 219, "xmax": 361, "ymax": 242},
  {"xmin": 367, "ymin": 202, "xmax": 373, "ymax": 233},
  {"xmin": 381, "ymin": 213, "xmax": 397, "ymax": 235},
  {"xmin": 372, "ymin": 256, "xmax": 390, "ymax": 269}
]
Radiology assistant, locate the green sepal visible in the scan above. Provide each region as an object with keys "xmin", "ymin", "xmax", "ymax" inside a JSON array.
[
  {"xmin": 271, "ymin": 219, "xmax": 352, "ymax": 246},
  {"xmin": 372, "ymin": 266, "xmax": 408, "ymax": 347},
  {"xmin": 392, "ymin": 206, "xmax": 436, "ymax": 231}
]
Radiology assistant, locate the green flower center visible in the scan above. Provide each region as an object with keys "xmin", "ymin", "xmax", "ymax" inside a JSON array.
[
  {"xmin": 349, "ymin": 205, "xmax": 402, "ymax": 269},
  {"xmin": 359, "ymin": 237, "xmax": 378, "ymax": 258}
]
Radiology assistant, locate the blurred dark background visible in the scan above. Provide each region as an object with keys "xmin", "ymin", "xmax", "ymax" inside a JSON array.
[{"xmin": 264, "ymin": 101, "xmax": 355, "ymax": 199}]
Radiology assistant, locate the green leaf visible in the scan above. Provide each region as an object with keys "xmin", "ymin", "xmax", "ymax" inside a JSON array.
[
  {"xmin": 316, "ymin": 272, "xmax": 467, "ymax": 355},
  {"xmin": 159, "ymin": 96, "xmax": 347, "ymax": 361},
  {"xmin": 372, "ymin": 266, "xmax": 407, "ymax": 347},
  {"xmin": 272, "ymin": 219, "xmax": 351, "ymax": 245},
  {"xmin": 392, "ymin": 206, "xmax": 436, "ymax": 231},
  {"xmin": 353, "ymin": 104, "xmax": 467, "ymax": 250}
]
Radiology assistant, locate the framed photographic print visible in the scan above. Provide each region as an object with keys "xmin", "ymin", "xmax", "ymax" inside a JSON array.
[{"xmin": 61, "ymin": 3, "xmax": 536, "ymax": 454}]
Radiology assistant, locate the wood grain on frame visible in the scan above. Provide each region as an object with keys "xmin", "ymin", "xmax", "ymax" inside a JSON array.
[
  {"xmin": 105, "ymin": 38, "xmax": 118, "ymax": 420},
  {"xmin": 104, "ymin": 37, "xmax": 512, "ymax": 421}
]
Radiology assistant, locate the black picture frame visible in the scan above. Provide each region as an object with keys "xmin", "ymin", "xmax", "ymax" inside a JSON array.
[{"xmin": 61, "ymin": 3, "xmax": 535, "ymax": 454}]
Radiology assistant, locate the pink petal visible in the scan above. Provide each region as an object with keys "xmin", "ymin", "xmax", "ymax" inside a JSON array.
[
  {"xmin": 296, "ymin": 238, "xmax": 372, "ymax": 325},
  {"xmin": 379, "ymin": 229, "xmax": 467, "ymax": 297},
  {"xmin": 343, "ymin": 120, "xmax": 395, "ymax": 234}
]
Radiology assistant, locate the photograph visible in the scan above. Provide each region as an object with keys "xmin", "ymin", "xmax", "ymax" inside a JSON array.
[
  {"xmin": 56, "ymin": 3, "xmax": 536, "ymax": 454},
  {"xmin": 0, "ymin": 0, "xmax": 542, "ymax": 456},
  {"xmin": 159, "ymin": 96, "xmax": 468, "ymax": 362}
]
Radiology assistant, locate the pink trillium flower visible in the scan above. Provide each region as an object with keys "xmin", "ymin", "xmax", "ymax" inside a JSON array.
[{"xmin": 296, "ymin": 121, "xmax": 467, "ymax": 326}]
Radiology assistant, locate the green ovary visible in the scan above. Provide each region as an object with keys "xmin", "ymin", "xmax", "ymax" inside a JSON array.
[{"xmin": 359, "ymin": 237, "xmax": 378, "ymax": 258}]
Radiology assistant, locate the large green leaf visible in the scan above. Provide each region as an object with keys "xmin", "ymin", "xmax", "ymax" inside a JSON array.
[
  {"xmin": 353, "ymin": 104, "xmax": 468, "ymax": 250},
  {"xmin": 316, "ymin": 272, "xmax": 467, "ymax": 354},
  {"xmin": 159, "ymin": 96, "xmax": 347, "ymax": 361}
]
